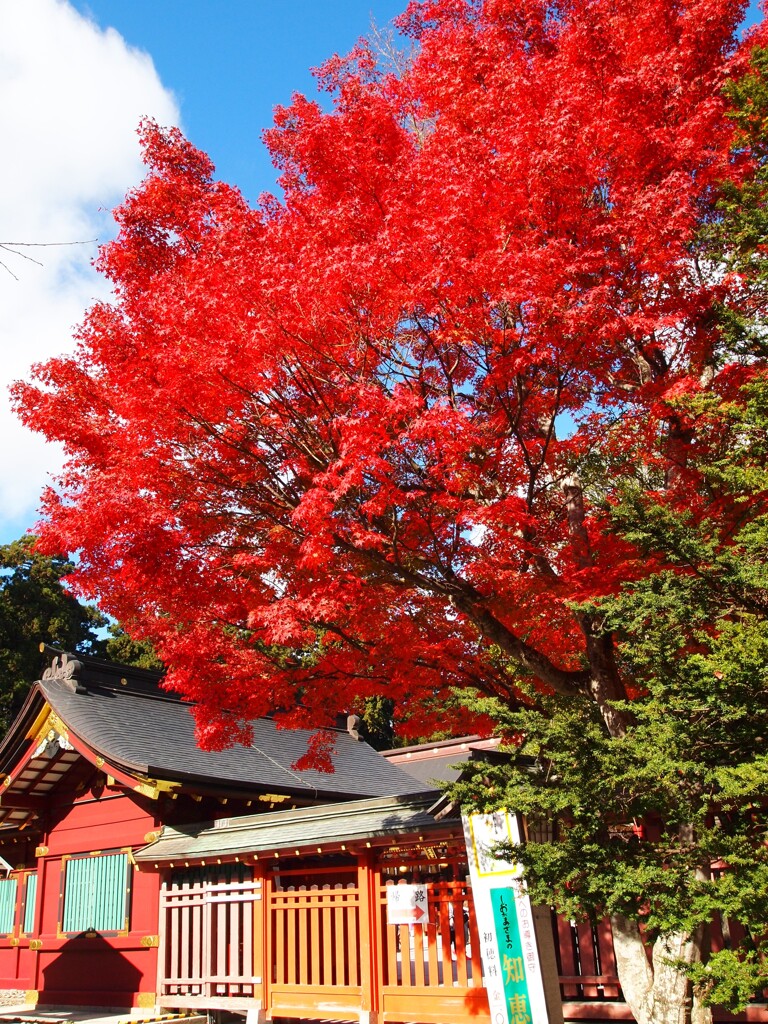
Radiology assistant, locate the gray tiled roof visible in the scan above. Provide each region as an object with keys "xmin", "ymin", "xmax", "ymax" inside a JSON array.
[
  {"xmin": 135, "ymin": 792, "xmax": 445, "ymax": 862},
  {"xmin": 386, "ymin": 752, "xmax": 468, "ymax": 787},
  {"xmin": 31, "ymin": 657, "xmax": 431, "ymax": 801},
  {"xmin": 382, "ymin": 737, "xmax": 504, "ymax": 788}
]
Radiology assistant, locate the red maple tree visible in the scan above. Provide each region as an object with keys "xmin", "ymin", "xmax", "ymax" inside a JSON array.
[
  {"xmin": 13, "ymin": 0, "xmax": 764, "ymax": 763},
  {"xmin": 16, "ymin": 4, "xmax": 768, "ymax": 1014}
]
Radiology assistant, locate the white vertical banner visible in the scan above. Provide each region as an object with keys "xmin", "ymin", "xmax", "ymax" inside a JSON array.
[{"xmin": 462, "ymin": 810, "xmax": 550, "ymax": 1024}]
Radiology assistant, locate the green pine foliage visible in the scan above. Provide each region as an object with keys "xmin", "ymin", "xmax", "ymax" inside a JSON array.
[
  {"xmin": 0, "ymin": 536, "xmax": 164, "ymax": 732},
  {"xmin": 103, "ymin": 625, "xmax": 163, "ymax": 672},
  {"xmin": 354, "ymin": 695, "xmax": 396, "ymax": 750},
  {"xmin": 451, "ymin": 371, "xmax": 768, "ymax": 1008},
  {"xmin": 0, "ymin": 535, "xmax": 107, "ymax": 729}
]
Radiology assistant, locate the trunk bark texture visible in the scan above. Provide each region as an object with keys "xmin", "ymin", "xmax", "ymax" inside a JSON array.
[
  {"xmin": 610, "ymin": 914, "xmax": 655, "ymax": 1024},
  {"xmin": 610, "ymin": 914, "xmax": 712, "ymax": 1024}
]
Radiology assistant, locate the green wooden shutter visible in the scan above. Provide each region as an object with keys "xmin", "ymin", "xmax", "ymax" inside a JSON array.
[
  {"xmin": 62, "ymin": 853, "xmax": 129, "ymax": 932},
  {"xmin": 22, "ymin": 874, "xmax": 37, "ymax": 934},
  {"xmin": 0, "ymin": 878, "xmax": 17, "ymax": 933}
]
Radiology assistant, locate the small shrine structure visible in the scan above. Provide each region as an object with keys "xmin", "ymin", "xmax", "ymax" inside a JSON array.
[{"xmin": 0, "ymin": 650, "xmax": 425, "ymax": 1010}]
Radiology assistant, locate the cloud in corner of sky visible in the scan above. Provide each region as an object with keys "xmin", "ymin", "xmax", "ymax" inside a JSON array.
[{"xmin": 0, "ymin": 0, "xmax": 180, "ymax": 540}]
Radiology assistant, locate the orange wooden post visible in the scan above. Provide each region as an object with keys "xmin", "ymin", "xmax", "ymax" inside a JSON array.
[
  {"xmin": 357, "ymin": 851, "xmax": 380, "ymax": 1024},
  {"xmin": 383, "ymin": 881, "xmax": 398, "ymax": 988},
  {"xmin": 273, "ymin": 876, "xmax": 284, "ymax": 986},
  {"xmin": 286, "ymin": 889, "xmax": 296, "ymax": 984},
  {"xmin": 575, "ymin": 919, "xmax": 598, "ymax": 997},
  {"xmin": 596, "ymin": 916, "xmax": 621, "ymax": 999},
  {"xmin": 334, "ymin": 883, "xmax": 345, "ymax": 986},
  {"xmin": 466, "ymin": 881, "xmax": 483, "ymax": 985},
  {"xmin": 347, "ymin": 882, "xmax": 360, "ymax": 987},
  {"xmin": 297, "ymin": 886, "xmax": 308, "ymax": 985},
  {"xmin": 557, "ymin": 914, "xmax": 579, "ymax": 998},
  {"xmin": 309, "ymin": 885, "xmax": 320, "ymax": 985},
  {"xmin": 252, "ymin": 863, "xmax": 266, "ymax": 1014},
  {"xmin": 453, "ymin": 885, "xmax": 469, "ymax": 987},
  {"xmin": 413, "ymin": 922, "xmax": 426, "ymax": 987},
  {"xmin": 31, "ymin": 852, "xmax": 50, "ymax": 998},
  {"xmin": 371, "ymin": 859, "xmax": 385, "ymax": 998},
  {"xmin": 437, "ymin": 885, "xmax": 453, "ymax": 985},
  {"xmin": 321, "ymin": 884, "xmax": 333, "ymax": 986}
]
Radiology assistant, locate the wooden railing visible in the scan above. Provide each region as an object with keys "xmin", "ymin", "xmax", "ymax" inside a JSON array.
[
  {"xmin": 554, "ymin": 906, "xmax": 768, "ymax": 1011},
  {"xmin": 157, "ymin": 860, "xmax": 491, "ymax": 1022},
  {"xmin": 269, "ymin": 868, "xmax": 362, "ymax": 989},
  {"xmin": 555, "ymin": 914, "xmax": 622, "ymax": 1002},
  {"xmin": 266, "ymin": 862, "xmax": 374, "ymax": 1020},
  {"xmin": 379, "ymin": 879, "xmax": 482, "ymax": 988}
]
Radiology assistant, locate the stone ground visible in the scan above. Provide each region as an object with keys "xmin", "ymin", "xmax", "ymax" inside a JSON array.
[
  {"xmin": 0, "ymin": 1009, "xmax": 367, "ymax": 1024},
  {"xmin": 0, "ymin": 1008, "xmax": 208, "ymax": 1024}
]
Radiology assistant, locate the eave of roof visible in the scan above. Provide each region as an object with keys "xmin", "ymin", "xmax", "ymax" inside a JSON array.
[
  {"xmin": 0, "ymin": 689, "xmax": 160, "ymax": 828},
  {"xmin": 135, "ymin": 792, "xmax": 454, "ymax": 864},
  {"xmin": 381, "ymin": 735, "xmax": 498, "ymax": 757}
]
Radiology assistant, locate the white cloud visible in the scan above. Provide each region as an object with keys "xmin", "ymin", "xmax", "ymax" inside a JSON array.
[{"xmin": 0, "ymin": 0, "xmax": 179, "ymax": 537}]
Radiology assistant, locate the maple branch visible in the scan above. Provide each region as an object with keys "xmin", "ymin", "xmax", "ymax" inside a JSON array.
[
  {"xmin": 446, "ymin": 589, "xmax": 588, "ymax": 698},
  {"xmin": 308, "ymin": 620, "xmax": 370, "ymax": 652},
  {"xmin": 562, "ymin": 472, "xmax": 593, "ymax": 569},
  {"xmin": 332, "ymin": 530, "xmax": 587, "ymax": 697},
  {"xmin": 174, "ymin": 407, "xmax": 306, "ymax": 511}
]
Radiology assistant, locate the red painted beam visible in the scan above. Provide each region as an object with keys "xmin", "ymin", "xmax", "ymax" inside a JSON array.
[{"xmin": 0, "ymin": 793, "xmax": 47, "ymax": 811}]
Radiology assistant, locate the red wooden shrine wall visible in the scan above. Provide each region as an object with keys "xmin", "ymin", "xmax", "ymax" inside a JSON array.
[{"xmin": 0, "ymin": 773, "xmax": 161, "ymax": 1008}]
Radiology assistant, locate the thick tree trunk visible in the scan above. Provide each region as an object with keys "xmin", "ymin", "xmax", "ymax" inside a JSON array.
[
  {"xmin": 584, "ymin": 633, "xmax": 630, "ymax": 738},
  {"xmin": 610, "ymin": 914, "xmax": 711, "ymax": 1024},
  {"xmin": 611, "ymin": 915, "xmax": 655, "ymax": 1024}
]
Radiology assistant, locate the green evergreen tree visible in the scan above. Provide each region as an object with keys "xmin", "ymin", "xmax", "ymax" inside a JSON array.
[
  {"xmin": 103, "ymin": 624, "xmax": 163, "ymax": 672},
  {"xmin": 0, "ymin": 537, "xmax": 164, "ymax": 733},
  {"xmin": 354, "ymin": 695, "xmax": 396, "ymax": 750},
  {"xmin": 453, "ymin": 441, "xmax": 768, "ymax": 1008},
  {"xmin": 0, "ymin": 535, "xmax": 107, "ymax": 729}
]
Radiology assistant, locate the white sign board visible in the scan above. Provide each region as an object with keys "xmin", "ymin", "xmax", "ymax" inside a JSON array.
[
  {"xmin": 386, "ymin": 882, "xmax": 429, "ymax": 925},
  {"xmin": 463, "ymin": 811, "xmax": 550, "ymax": 1024}
]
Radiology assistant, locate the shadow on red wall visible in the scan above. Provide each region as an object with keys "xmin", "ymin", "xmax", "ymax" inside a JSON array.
[{"xmin": 40, "ymin": 931, "xmax": 143, "ymax": 1008}]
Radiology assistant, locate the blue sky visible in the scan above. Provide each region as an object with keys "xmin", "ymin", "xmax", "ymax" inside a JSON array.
[{"xmin": 0, "ymin": 0, "xmax": 763, "ymax": 546}]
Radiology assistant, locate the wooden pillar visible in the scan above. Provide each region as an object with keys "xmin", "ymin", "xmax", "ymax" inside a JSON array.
[
  {"xmin": 370, "ymin": 855, "xmax": 384, "ymax": 1003},
  {"xmin": 253, "ymin": 863, "xmax": 269, "ymax": 1023},
  {"xmin": 30, "ymin": 847, "xmax": 50, "ymax": 1001},
  {"xmin": 357, "ymin": 851, "xmax": 381, "ymax": 1024},
  {"xmin": 531, "ymin": 904, "xmax": 565, "ymax": 1024},
  {"xmin": 155, "ymin": 872, "xmax": 165, "ymax": 1007}
]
